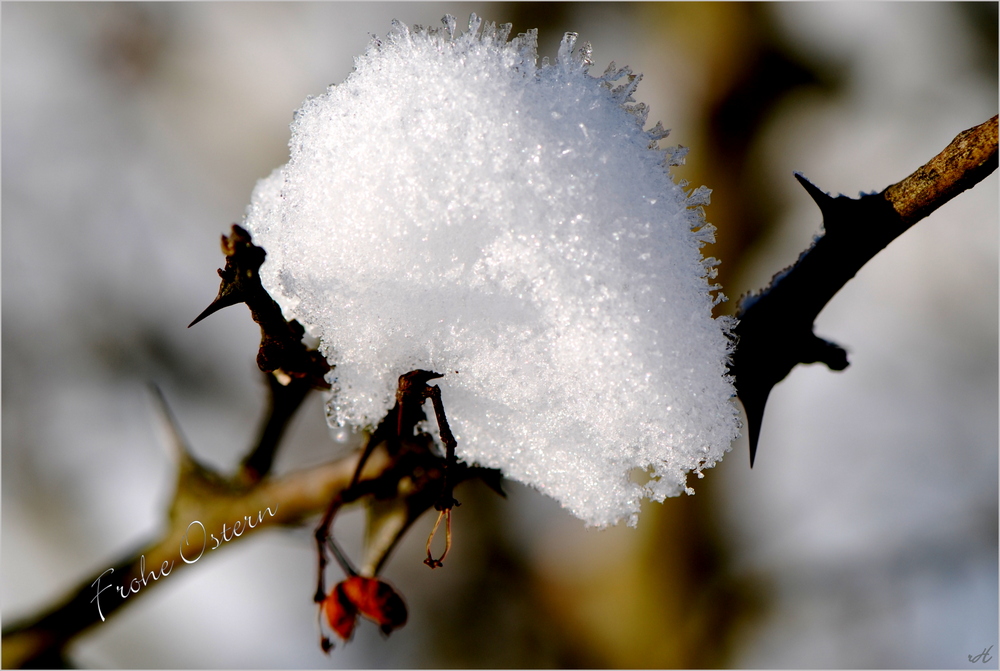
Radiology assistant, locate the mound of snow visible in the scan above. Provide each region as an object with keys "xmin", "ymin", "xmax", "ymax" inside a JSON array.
[{"xmin": 244, "ymin": 15, "xmax": 739, "ymax": 526}]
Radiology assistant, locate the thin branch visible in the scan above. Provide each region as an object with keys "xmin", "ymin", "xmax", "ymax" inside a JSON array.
[
  {"xmin": 885, "ymin": 115, "xmax": 999, "ymax": 225},
  {"xmin": 190, "ymin": 224, "xmax": 333, "ymax": 485},
  {"xmin": 348, "ymin": 369, "xmax": 446, "ymax": 491},
  {"xmin": 189, "ymin": 224, "xmax": 331, "ymax": 390},
  {"xmin": 731, "ymin": 115, "xmax": 998, "ymax": 465},
  {"xmin": 1, "ymin": 430, "xmax": 390, "ymax": 669},
  {"xmin": 3, "ymin": 218, "xmax": 510, "ymax": 667},
  {"xmin": 239, "ymin": 371, "xmax": 314, "ymax": 483},
  {"xmin": 2, "ymin": 383, "xmax": 503, "ymax": 668}
]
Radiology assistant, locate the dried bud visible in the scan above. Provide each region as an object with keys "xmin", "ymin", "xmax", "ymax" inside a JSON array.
[
  {"xmin": 321, "ymin": 582, "xmax": 358, "ymax": 641},
  {"xmin": 340, "ymin": 576, "xmax": 408, "ymax": 635},
  {"xmin": 322, "ymin": 577, "xmax": 408, "ymax": 643}
]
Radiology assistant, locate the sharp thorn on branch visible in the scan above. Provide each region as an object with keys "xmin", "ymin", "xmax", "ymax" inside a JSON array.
[
  {"xmin": 737, "ymin": 117, "xmax": 996, "ymax": 468},
  {"xmin": 803, "ymin": 334, "xmax": 849, "ymax": 371},
  {"xmin": 793, "ymin": 172, "xmax": 837, "ymax": 213},
  {"xmin": 147, "ymin": 382, "xmax": 196, "ymax": 464},
  {"xmin": 740, "ymin": 393, "xmax": 768, "ymax": 469},
  {"xmin": 188, "ymin": 293, "xmax": 242, "ymax": 328}
]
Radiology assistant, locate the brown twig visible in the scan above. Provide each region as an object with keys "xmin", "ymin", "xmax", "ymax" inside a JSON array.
[
  {"xmin": 190, "ymin": 224, "xmax": 333, "ymax": 485},
  {"xmin": 4, "ymin": 229, "xmax": 339, "ymax": 668},
  {"xmin": 189, "ymin": 224, "xmax": 331, "ymax": 390},
  {"xmin": 885, "ymin": 115, "xmax": 999, "ymax": 225},
  {"xmin": 349, "ymin": 370, "xmax": 447, "ymax": 491},
  {"xmin": 3, "ymin": 223, "xmax": 510, "ymax": 667},
  {"xmin": 426, "ymin": 383, "xmax": 459, "ymax": 511},
  {"xmin": 317, "ymin": 370, "xmax": 487, "ymax": 605},
  {"xmin": 1, "ymin": 382, "xmax": 501, "ymax": 668},
  {"xmin": 731, "ymin": 115, "xmax": 998, "ymax": 465},
  {"xmin": 239, "ymin": 371, "xmax": 315, "ymax": 483},
  {"xmin": 0, "ymin": 403, "xmax": 390, "ymax": 669}
]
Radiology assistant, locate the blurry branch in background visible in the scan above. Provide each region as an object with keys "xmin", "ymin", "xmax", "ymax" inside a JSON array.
[
  {"xmin": 1, "ymin": 227, "xmax": 344, "ymax": 668},
  {"xmin": 732, "ymin": 114, "xmax": 998, "ymax": 466},
  {"xmin": 1, "ymin": 417, "xmax": 388, "ymax": 669},
  {"xmin": 1, "ymin": 227, "xmax": 502, "ymax": 668}
]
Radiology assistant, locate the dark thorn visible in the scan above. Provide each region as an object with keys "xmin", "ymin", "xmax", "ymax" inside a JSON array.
[
  {"xmin": 803, "ymin": 334, "xmax": 850, "ymax": 371},
  {"xmin": 321, "ymin": 637, "xmax": 334, "ymax": 653},
  {"xmin": 188, "ymin": 292, "xmax": 242, "ymax": 328},
  {"xmin": 739, "ymin": 390, "xmax": 772, "ymax": 469},
  {"xmin": 192, "ymin": 224, "xmax": 331, "ymax": 388},
  {"xmin": 794, "ymin": 172, "xmax": 835, "ymax": 211}
]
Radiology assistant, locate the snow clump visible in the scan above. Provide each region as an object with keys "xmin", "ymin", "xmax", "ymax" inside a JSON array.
[{"xmin": 243, "ymin": 15, "xmax": 740, "ymax": 527}]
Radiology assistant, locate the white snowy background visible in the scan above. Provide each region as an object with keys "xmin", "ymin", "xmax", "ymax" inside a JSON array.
[{"xmin": 3, "ymin": 3, "xmax": 996, "ymax": 668}]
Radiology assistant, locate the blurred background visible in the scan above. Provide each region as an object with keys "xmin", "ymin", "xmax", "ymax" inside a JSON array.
[{"xmin": 2, "ymin": 2, "xmax": 996, "ymax": 668}]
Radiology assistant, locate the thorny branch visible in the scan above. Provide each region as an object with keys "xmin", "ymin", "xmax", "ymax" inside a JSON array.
[
  {"xmin": 188, "ymin": 225, "xmax": 330, "ymax": 391},
  {"xmin": 731, "ymin": 114, "xmax": 998, "ymax": 465},
  {"xmin": 1, "ymin": 226, "xmax": 501, "ymax": 667},
  {"xmin": 2, "ymin": 115, "xmax": 995, "ymax": 667},
  {"xmin": 192, "ymin": 224, "xmax": 333, "ymax": 484},
  {"xmin": 2, "ymin": 228, "xmax": 337, "ymax": 668},
  {"xmin": 188, "ymin": 224, "xmax": 330, "ymax": 483},
  {"xmin": 1, "ymin": 394, "xmax": 392, "ymax": 669}
]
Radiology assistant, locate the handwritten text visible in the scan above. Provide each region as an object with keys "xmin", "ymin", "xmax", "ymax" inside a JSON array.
[
  {"xmin": 92, "ymin": 505, "xmax": 278, "ymax": 622},
  {"xmin": 969, "ymin": 646, "xmax": 993, "ymax": 664}
]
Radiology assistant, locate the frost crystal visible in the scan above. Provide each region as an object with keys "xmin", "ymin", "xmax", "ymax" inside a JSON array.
[{"xmin": 244, "ymin": 15, "xmax": 740, "ymax": 527}]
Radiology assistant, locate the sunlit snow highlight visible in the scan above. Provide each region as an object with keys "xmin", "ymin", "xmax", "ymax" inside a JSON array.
[{"xmin": 244, "ymin": 15, "xmax": 739, "ymax": 526}]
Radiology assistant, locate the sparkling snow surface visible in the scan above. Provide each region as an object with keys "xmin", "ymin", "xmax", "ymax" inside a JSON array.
[{"xmin": 244, "ymin": 16, "xmax": 739, "ymax": 526}]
